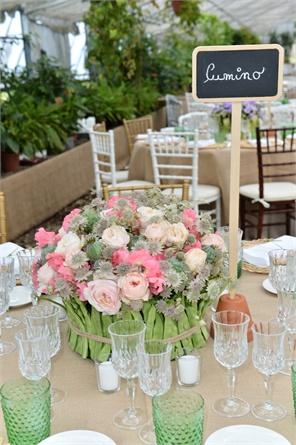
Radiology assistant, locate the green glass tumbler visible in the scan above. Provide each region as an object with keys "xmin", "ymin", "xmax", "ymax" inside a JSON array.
[
  {"xmin": 152, "ymin": 389, "xmax": 204, "ymax": 445},
  {"xmin": 291, "ymin": 363, "xmax": 296, "ymax": 417},
  {"xmin": 0, "ymin": 377, "xmax": 51, "ymax": 445}
]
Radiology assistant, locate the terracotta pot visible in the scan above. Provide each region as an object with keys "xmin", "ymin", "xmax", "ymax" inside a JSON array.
[
  {"xmin": 211, "ymin": 293, "xmax": 253, "ymax": 342},
  {"xmin": 1, "ymin": 152, "xmax": 20, "ymax": 173},
  {"xmin": 171, "ymin": 0, "xmax": 183, "ymax": 14}
]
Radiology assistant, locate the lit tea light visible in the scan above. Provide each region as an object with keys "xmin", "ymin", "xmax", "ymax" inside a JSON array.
[{"xmin": 177, "ymin": 354, "xmax": 200, "ymax": 386}]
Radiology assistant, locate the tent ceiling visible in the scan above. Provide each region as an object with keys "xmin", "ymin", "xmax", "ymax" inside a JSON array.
[{"xmin": 1, "ymin": 0, "xmax": 295, "ymax": 37}]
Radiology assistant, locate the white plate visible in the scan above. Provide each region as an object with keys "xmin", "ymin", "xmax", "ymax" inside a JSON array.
[
  {"xmin": 262, "ymin": 278, "xmax": 277, "ymax": 295},
  {"xmin": 39, "ymin": 430, "xmax": 116, "ymax": 445},
  {"xmin": 205, "ymin": 425, "xmax": 291, "ymax": 445},
  {"xmin": 9, "ymin": 286, "xmax": 32, "ymax": 307}
]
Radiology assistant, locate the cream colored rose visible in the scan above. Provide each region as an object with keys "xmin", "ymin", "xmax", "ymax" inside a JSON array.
[
  {"xmin": 56, "ymin": 231, "xmax": 82, "ymax": 256},
  {"xmin": 102, "ymin": 225, "xmax": 130, "ymax": 249},
  {"xmin": 137, "ymin": 206, "xmax": 163, "ymax": 227},
  {"xmin": 118, "ymin": 272, "xmax": 150, "ymax": 304},
  {"xmin": 184, "ymin": 248, "xmax": 207, "ymax": 273},
  {"xmin": 144, "ymin": 221, "xmax": 169, "ymax": 243},
  {"xmin": 166, "ymin": 223, "xmax": 189, "ymax": 245},
  {"xmin": 202, "ymin": 233, "xmax": 226, "ymax": 251}
]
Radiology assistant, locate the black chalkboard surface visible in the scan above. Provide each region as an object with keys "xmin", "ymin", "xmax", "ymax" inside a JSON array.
[{"xmin": 192, "ymin": 44, "xmax": 284, "ymax": 102}]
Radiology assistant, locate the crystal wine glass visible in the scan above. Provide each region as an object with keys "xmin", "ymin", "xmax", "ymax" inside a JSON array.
[
  {"xmin": 0, "ymin": 257, "xmax": 21, "ymax": 328},
  {"xmin": 284, "ymin": 314, "xmax": 296, "ymax": 373},
  {"xmin": 212, "ymin": 310, "xmax": 250, "ymax": 417},
  {"xmin": 138, "ymin": 340, "xmax": 172, "ymax": 444},
  {"xmin": 24, "ymin": 303, "xmax": 64, "ymax": 403},
  {"xmin": 108, "ymin": 319, "xmax": 146, "ymax": 429},
  {"xmin": 252, "ymin": 319, "xmax": 286, "ymax": 421},
  {"xmin": 17, "ymin": 249, "xmax": 38, "ymax": 306},
  {"xmin": 0, "ymin": 272, "xmax": 16, "ymax": 356},
  {"xmin": 15, "ymin": 327, "xmax": 51, "ymax": 380}
]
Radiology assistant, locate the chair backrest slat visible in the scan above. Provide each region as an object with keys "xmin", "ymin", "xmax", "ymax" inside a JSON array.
[
  {"xmin": 123, "ymin": 116, "xmax": 153, "ymax": 153},
  {"xmin": 0, "ymin": 192, "xmax": 7, "ymax": 243},
  {"xmin": 103, "ymin": 182, "xmax": 190, "ymax": 202}
]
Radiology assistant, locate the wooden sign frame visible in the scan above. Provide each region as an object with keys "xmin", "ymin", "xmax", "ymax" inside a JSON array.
[
  {"xmin": 192, "ymin": 44, "xmax": 284, "ymax": 103},
  {"xmin": 191, "ymin": 43, "xmax": 284, "ymax": 298}
]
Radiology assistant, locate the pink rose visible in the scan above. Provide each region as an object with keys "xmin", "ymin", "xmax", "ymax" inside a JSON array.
[
  {"xmin": 35, "ymin": 228, "xmax": 57, "ymax": 248},
  {"xmin": 118, "ymin": 272, "xmax": 150, "ymax": 304},
  {"xmin": 84, "ymin": 280, "xmax": 121, "ymax": 315},
  {"xmin": 76, "ymin": 282, "xmax": 88, "ymax": 302},
  {"xmin": 149, "ymin": 276, "xmax": 165, "ymax": 295},
  {"xmin": 62, "ymin": 209, "xmax": 81, "ymax": 232},
  {"xmin": 202, "ymin": 233, "xmax": 226, "ymax": 251},
  {"xmin": 112, "ymin": 249, "xmax": 130, "ymax": 266},
  {"xmin": 37, "ymin": 264, "xmax": 56, "ymax": 293},
  {"xmin": 46, "ymin": 252, "xmax": 65, "ymax": 271}
]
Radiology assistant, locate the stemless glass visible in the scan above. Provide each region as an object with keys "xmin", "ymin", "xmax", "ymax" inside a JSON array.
[
  {"xmin": 0, "ymin": 377, "xmax": 51, "ymax": 445},
  {"xmin": 15, "ymin": 327, "xmax": 51, "ymax": 381},
  {"xmin": 0, "ymin": 257, "xmax": 21, "ymax": 328},
  {"xmin": 212, "ymin": 310, "xmax": 250, "ymax": 417},
  {"xmin": 0, "ymin": 272, "xmax": 16, "ymax": 356},
  {"xmin": 152, "ymin": 389, "xmax": 204, "ymax": 445},
  {"xmin": 108, "ymin": 319, "xmax": 146, "ymax": 429},
  {"xmin": 24, "ymin": 304, "xmax": 64, "ymax": 403},
  {"xmin": 17, "ymin": 249, "xmax": 37, "ymax": 305},
  {"xmin": 252, "ymin": 320, "xmax": 286, "ymax": 421},
  {"xmin": 138, "ymin": 340, "xmax": 172, "ymax": 444}
]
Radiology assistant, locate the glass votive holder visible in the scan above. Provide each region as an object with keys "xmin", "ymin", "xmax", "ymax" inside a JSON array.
[
  {"xmin": 291, "ymin": 362, "xmax": 296, "ymax": 417},
  {"xmin": 95, "ymin": 361, "xmax": 120, "ymax": 393},
  {"xmin": 0, "ymin": 377, "xmax": 51, "ymax": 445},
  {"xmin": 177, "ymin": 354, "xmax": 201, "ymax": 386}
]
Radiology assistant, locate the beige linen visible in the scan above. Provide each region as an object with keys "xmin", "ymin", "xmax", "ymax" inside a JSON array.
[{"xmin": 0, "ymin": 271, "xmax": 295, "ymax": 444}]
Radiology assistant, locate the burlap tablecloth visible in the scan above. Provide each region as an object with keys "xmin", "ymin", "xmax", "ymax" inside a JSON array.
[{"xmin": 1, "ymin": 271, "xmax": 295, "ymax": 444}]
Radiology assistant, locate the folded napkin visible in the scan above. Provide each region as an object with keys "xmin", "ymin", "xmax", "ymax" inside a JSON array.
[{"xmin": 243, "ymin": 235, "xmax": 296, "ymax": 268}]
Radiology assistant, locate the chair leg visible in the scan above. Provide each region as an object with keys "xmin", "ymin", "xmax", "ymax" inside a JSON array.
[
  {"xmin": 286, "ymin": 207, "xmax": 291, "ymax": 235},
  {"xmin": 257, "ymin": 205, "xmax": 264, "ymax": 239},
  {"xmin": 240, "ymin": 196, "xmax": 246, "ymax": 237},
  {"xmin": 215, "ymin": 197, "xmax": 221, "ymax": 229}
]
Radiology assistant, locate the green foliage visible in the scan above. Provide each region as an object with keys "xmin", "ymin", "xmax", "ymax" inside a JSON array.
[{"xmin": 269, "ymin": 26, "xmax": 296, "ymax": 62}]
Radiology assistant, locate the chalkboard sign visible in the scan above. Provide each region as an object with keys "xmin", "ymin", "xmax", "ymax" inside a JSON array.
[{"xmin": 192, "ymin": 44, "xmax": 284, "ymax": 103}]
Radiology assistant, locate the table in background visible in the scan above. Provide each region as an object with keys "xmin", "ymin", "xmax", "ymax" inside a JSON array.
[{"xmin": 1, "ymin": 271, "xmax": 295, "ymax": 444}]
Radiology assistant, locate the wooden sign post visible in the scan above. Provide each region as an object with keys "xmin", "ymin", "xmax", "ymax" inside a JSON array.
[{"xmin": 192, "ymin": 44, "xmax": 284, "ymax": 306}]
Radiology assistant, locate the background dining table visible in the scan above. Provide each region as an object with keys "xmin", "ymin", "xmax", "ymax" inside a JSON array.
[{"xmin": 1, "ymin": 270, "xmax": 295, "ymax": 444}]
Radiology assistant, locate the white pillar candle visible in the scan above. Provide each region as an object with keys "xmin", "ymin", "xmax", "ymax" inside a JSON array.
[
  {"xmin": 177, "ymin": 355, "xmax": 200, "ymax": 386},
  {"xmin": 95, "ymin": 361, "xmax": 120, "ymax": 392}
]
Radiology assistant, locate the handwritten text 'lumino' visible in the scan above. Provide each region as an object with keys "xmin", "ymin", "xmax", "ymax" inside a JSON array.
[{"xmin": 204, "ymin": 63, "xmax": 266, "ymax": 84}]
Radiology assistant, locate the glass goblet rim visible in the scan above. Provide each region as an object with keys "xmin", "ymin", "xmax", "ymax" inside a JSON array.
[
  {"xmin": 108, "ymin": 319, "xmax": 146, "ymax": 337},
  {"xmin": 212, "ymin": 310, "xmax": 250, "ymax": 327},
  {"xmin": 140, "ymin": 340, "xmax": 172, "ymax": 357},
  {"xmin": 0, "ymin": 377, "xmax": 50, "ymax": 402},
  {"xmin": 24, "ymin": 304, "xmax": 59, "ymax": 320},
  {"xmin": 252, "ymin": 320, "xmax": 286, "ymax": 337}
]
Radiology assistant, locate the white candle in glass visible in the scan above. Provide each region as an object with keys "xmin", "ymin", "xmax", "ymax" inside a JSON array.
[
  {"xmin": 96, "ymin": 361, "xmax": 120, "ymax": 392},
  {"xmin": 177, "ymin": 355, "xmax": 200, "ymax": 386}
]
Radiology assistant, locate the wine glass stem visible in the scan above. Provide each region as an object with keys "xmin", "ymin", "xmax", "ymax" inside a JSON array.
[
  {"xmin": 127, "ymin": 378, "xmax": 137, "ymax": 418},
  {"xmin": 263, "ymin": 375, "xmax": 273, "ymax": 406},
  {"xmin": 227, "ymin": 368, "xmax": 236, "ymax": 400}
]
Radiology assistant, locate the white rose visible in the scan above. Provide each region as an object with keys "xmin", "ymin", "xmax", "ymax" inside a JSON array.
[
  {"xmin": 202, "ymin": 233, "xmax": 226, "ymax": 251},
  {"xmin": 166, "ymin": 223, "xmax": 189, "ymax": 245},
  {"xmin": 102, "ymin": 225, "xmax": 130, "ymax": 249},
  {"xmin": 56, "ymin": 232, "xmax": 82, "ymax": 257},
  {"xmin": 144, "ymin": 221, "xmax": 169, "ymax": 243},
  {"xmin": 184, "ymin": 248, "xmax": 207, "ymax": 274},
  {"xmin": 137, "ymin": 206, "xmax": 163, "ymax": 227}
]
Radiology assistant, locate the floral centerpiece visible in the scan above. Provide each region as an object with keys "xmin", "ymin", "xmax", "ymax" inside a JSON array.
[
  {"xmin": 212, "ymin": 101, "xmax": 260, "ymax": 139},
  {"xmin": 33, "ymin": 189, "xmax": 228, "ymax": 361}
]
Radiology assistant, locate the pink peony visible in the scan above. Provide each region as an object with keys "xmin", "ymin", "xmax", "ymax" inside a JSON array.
[
  {"xmin": 202, "ymin": 233, "xmax": 226, "ymax": 251},
  {"xmin": 57, "ymin": 264, "xmax": 74, "ymax": 283},
  {"xmin": 149, "ymin": 276, "xmax": 165, "ymax": 295},
  {"xmin": 118, "ymin": 272, "xmax": 150, "ymax": 304},
  {"xmin": 182, "ymin": 208, "xmax": 197, "ymax": 230},
  {"xmin": 62, "ymin": 209, "xmax": 81, "ymax": 232},
  {"xmin": 35, "ymin": 228, "xmax": 57, "ymax": 248},
  {"xmin": 46, "ymin": 252, "xmax": 65, "ymax": 271},
  {"xmin": 84, "ymin": 280, "xmax": 121, "ymax": 315},
  {"xmin": 112, "ymin": 249, "xmax": 130, "ymax": 266},
  {"xmin": 107, "ymin": 196, "xmax": 137, "ymax": 211}
]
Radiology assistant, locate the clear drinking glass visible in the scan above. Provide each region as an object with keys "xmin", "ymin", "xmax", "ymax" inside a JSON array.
[
  {"xmin": 17, "ymin": 250, "xmax": 37, "ymax": 305},
  {"xmin": 138, "ymin": 340, "xmax": 172, "ymax": 444},
  {"xmin": 252, "ymin": 320, "xmax": 286, "ymax": 421},
  {"xmin": 0, "ymin": 377, "xmax": 51, "ymax": 445},
  {"xmin": 15, "ymin": 327, "xmax": 51, "ymax": 381},
  {"xmin": 152, "ymin": 389, "xmax": 204, "ymax": 445},
  {"xmin": 285, "ymin": 315, "xmax": 296, "ymax": 371},
  {"xmin": 0, "ymin": 272, "xmax": 16, "ymax": 356},
  {"xmin": 24, "ymin": 304, "xmax": 64, "ymax": 403},
  {"xmin": 218, "ymin": 226, "xmax": 243, "ymax": 279},
  {"xmin": 0, "ymin": 257, "xmax": 21, "ymax": 328},
  {"xmin": 212, "ymin": 310, "xmax": 250, "ymax": 417},
  {"xmin": 108, "ymin": 319, "xmax": 146, "ymax": 429}
]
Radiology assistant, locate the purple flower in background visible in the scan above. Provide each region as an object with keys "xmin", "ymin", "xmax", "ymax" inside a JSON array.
[{"xmin": 242, "ymin": 101, "xmax": 260, "ymax": 119}]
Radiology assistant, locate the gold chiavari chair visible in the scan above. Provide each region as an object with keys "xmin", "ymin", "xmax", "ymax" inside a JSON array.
[
  {"xmin": 103, "ymin": 181, "xmax": 190, "ymax": 202},
  {"xmin": 0, "ymin": 192, "xmax": 7, "ymax": 243},
  {"xmin": 123, "ymin": 115, "xmax": 153, "ymax": 153}
]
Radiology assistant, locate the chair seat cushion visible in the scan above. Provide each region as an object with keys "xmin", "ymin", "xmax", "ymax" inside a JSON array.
[
  {"xmin": 164, "ymin": 184, "xmax": 220, "ymax": 204},
  {"xmin": 102, "ymin": 170, "xmax": 129, "ymax": 184},
  {"xmin": 240, "ymin": 182, "xmax": 296, "ymax": 202}
]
